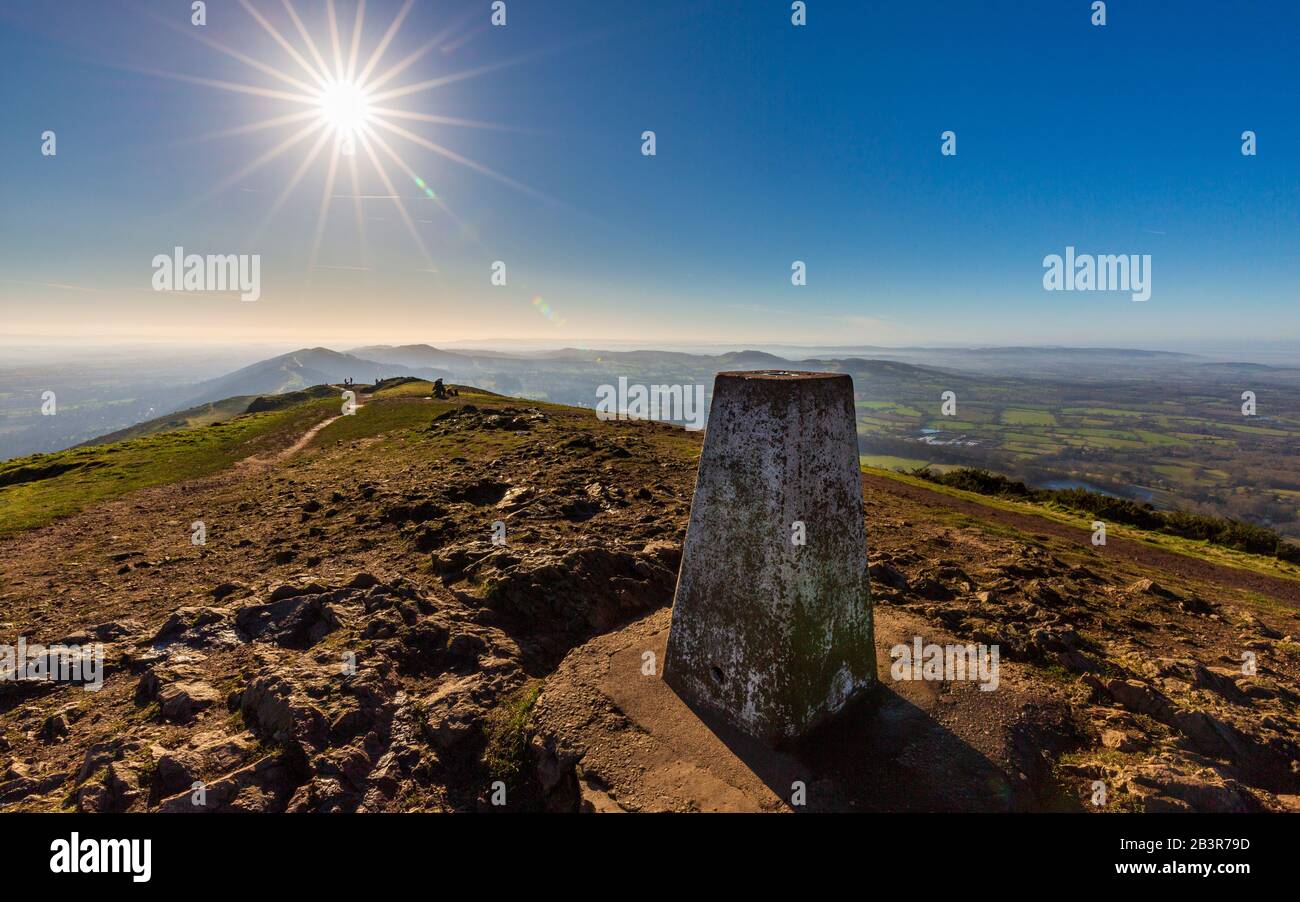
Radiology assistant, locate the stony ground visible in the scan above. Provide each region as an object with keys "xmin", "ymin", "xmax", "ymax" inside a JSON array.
[{"xmin": 0, "ymin": 382, "xmax": 1297, "ymax": 812}]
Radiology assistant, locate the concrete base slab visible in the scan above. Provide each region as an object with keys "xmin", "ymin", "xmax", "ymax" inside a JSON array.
[{"xmin": 531, "ymin": 606, "xmax": 1064, "ymax": 812}]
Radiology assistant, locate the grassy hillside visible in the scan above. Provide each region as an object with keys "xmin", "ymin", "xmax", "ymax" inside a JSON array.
[
  {"xmin": 0, "ymin": 393, "xmax": 341, "ymax": 536},
  {"xmin": 81, "ymin": 385, "xmax": 340, "ymax": 446},
  {"xmin": 862, "ymin": 465, "xmax": 1300, "ymax": 585}
]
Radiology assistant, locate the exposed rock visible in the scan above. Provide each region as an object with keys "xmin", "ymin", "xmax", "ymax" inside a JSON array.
[
  {"xmin": 151, "ymin": 606, "xmax": 239, "ymax": 649},
  {"xmin": 1127, "ymin": 578, "xmax": 1177, "ymax": 599},
  {"xmin": 209, "ymin": 582, "xmax": 243, "ymax": 602},
  {"xmin": 0, "ymin": 768, "xmax": 66, "ymax": 804},
  {"xmin": 236, "ymin": 592, "xmax": 339, "ymax": 648},
  {"xmin": 443, "ymin": 479, "xmax": 510, "ymax": 506},
  {"xmin": 239, "ymin": 672, "xmax": 328, "ymax": 751},
  {"xmin": 157, "ymin": 681, "xmax": 221, "ymax": 722},
  {"xmin": 869, "ymin": 562, "xmax": 910, "ymax": 592},
  {"xmin": 420, "ymin": 677, "xmax": 486, "ymax": 754},
  {"xmin": 347, "ymin": 572, "xmax": 380, "ymax": 590},
  {"xmin": 1030, "ymin": 625, "xmax": 1100, "ymax": 673},
  {"xmin": 136, "ymin": 660, "xmax": 208, "ymax": 706},
  {"xmin": 1236, "ymin": 610, "xmax": 1283, "ymax": 639},
  {"xmin": 75, "ymin": 760, "xmax": 142, "ymax": 813},
  {"xmin": 268, "ymin": 583, "xmax": 327, "ymax": 602},
  {"xmin": 151, "ymin": 748, "xmax": 201, "ymax": 799},
  {"xmin": 481, "ymin": 545, "xmax": 678, "ymax": 635},
  {"xmin": 38, "ymin": 712, "xmax": 70, "ymax": 743},
  {"xmin": 1116, "ymin": 760, "xmax": 1265, "ymax": 813},
  {"xmin": 382, "ymin": 499, "xmax": 446, "ymax": 525},
  {"xmin": 157, "ymin": 753, "xmax": 302, "ymax": 813},
  {"xmin": 5, "ymin": 391, "xmax": 1299, "ymax": 816},
  {"xmin": 1101, "ymin": 729, "xmax": 1141, "ymax": 752},
  {"xmin": 89, "ymin": 619, "xmax": 143, "ymax": 641}
]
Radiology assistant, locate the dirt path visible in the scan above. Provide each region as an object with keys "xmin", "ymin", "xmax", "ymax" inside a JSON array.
[
  {"xmin": 277, "ymin": 402, "xmax": 360, "ymax": 458},
  {"xmin": 237, "ymin": 396, "xmax": 366, "ymax": 471},
  {"xmin": 862, "ymin": 472, "xmax": 1300, "ymax": 606}
]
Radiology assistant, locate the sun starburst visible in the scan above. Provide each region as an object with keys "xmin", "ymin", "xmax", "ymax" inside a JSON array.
[{"xmin": 145, "ymin": 0, "xmax": 557, "ymax": 278}]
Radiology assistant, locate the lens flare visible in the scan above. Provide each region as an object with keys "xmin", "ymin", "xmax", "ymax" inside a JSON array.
[{"xmin": 531, "ymin": 295, "xmax": 566, "ymax": 327}]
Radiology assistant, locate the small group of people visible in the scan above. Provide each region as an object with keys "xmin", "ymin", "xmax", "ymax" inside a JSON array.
[{"xmin": 432, "ymin": 378, "xmax": 460, "ymax": 399}]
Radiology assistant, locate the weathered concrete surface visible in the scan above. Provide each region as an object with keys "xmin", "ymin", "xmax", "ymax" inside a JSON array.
[{"xmin": 663, "ymin": 371, "xmax": 875, "ymax": 743}]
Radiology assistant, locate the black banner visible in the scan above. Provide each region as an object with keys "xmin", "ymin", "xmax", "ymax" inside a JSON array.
[{"xmin": 0, "ymin": 812, "xmax": 1278, "ymax": 889}]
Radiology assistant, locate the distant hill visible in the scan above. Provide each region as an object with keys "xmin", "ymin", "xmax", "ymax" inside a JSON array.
[
  {"xmin": 1195, "ymin": 361, "xmax": 1297, "ymax": 373},
  {"xmin": 346, "ymin": 344, "xmax": 476, "ymax": 370},
  {"xmin": 802, "ymin": 356, "xmax": 963, "ymax": 379},
  {"xmin": 963, "ymin": 346, "xmax": 1195, "ymax": 358},
  {"xmin": 717, "ymin": 350, "xmax": 791, "ymax": 367},
  {"xmin": 182, "ymin": 348, "xmax": 449, "ymax": 407}
]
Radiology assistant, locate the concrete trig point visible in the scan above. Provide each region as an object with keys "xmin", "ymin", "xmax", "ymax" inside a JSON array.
[{"xmin": 664, "ymin": 370, "xmax": 875, "ymax": 744}]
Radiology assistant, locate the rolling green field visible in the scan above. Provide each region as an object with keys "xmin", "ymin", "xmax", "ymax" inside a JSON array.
[
  {"xmin": 854, "ymin": 375, "xmax": 1300, "ymax": 539},
  {"xmin": 859, "ymin": 454, "xmax": 932, "ymax": 472},
  {"xmin": 1000, "ymin": 408, "xmax": 1057, "ymax": 426}
]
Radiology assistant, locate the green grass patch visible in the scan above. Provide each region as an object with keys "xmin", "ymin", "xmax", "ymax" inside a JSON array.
[
  {"xmin": 308, "ymin": 396, "xmax": 454, "ymax": 448},
  {"xmin": 0, "ymin": 398, "xmax": 339, "ymax": 536},
  {"xmin": 859, "ymin": 454, "xmax": 932, "ymax": 472},
  {"xmin": 1001, "ymin": 408, "xmax": 1057, "ymax": 426},
  {"xmin": 1061, "ymin": 407, "xmax": 1144, "ymax": 418},
  {"xmin": 482, "ymin": 681, "xmax": 542, "ymax": 784},
  {"xmin": 855, "ymin": 401, "xmax": 923, "ymax": 418},
  {"xmin": 369, "ymin": 378, "xmax": 438, "ymax": 398},
  {"xmin": 904, "ymin": 466, "xmax": 1300, "ymax": 572},
  {"xmin": 1224, "ymin": 423, "xmax": 1293, "ymax": 437},
  {"xmin": 1133, "ymin": 429, "xmax": 1188, "ymax": 447}
]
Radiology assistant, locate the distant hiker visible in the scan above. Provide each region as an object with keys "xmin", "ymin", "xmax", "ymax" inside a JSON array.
[{"xmin": 433, "ymin": 378, "xmax": 448, "ymax": 399}]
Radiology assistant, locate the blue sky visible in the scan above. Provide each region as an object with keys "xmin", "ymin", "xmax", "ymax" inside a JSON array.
[{"xmin": 2, "ymin": 0, "xmax": 1297, "ymax": 348}]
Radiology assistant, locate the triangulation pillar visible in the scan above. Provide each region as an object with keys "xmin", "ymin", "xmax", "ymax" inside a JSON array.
[{"xmin": 663, "ymin": 370, "xmax": 875, "ymax": 744}]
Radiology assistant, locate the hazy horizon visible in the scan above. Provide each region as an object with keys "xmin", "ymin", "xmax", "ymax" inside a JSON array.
[{"xmin": 5, "ymin": 337, "xmax": 1300, "ymax": 369}]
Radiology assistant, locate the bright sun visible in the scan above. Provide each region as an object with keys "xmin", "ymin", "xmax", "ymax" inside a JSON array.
[
  {"xmin": 157, "ymin": 0, "xmax": 550, "ymax": 275},
  {"xmin": 316, "ymin": 79, "xmax": 372, "ymax": 135}
]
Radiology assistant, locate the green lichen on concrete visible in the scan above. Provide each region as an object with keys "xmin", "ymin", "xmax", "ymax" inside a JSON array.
[{"xmin": 785, "ymin": 578, "xmax": 876, "ymax": 726}]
